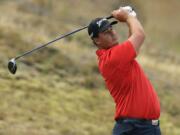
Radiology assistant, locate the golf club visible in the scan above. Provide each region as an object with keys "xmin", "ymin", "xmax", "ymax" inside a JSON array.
[{"xmin": 8, "ymin": 15, "xmax": 117, "ymax": 74}]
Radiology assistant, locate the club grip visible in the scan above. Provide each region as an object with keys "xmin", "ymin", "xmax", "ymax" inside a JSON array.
[{"xmin": 106, "ymin": 15, "xmax": 114, "ymax": 19}]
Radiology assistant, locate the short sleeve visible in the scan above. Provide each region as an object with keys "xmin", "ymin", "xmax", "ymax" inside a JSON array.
[{"xmin": 106, "ymin": 40, "xmax": 137, "ymax": 66}]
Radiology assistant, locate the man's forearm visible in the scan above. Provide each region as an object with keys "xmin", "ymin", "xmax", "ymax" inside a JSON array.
[
  {"xmin": 127, "ymin": 16, "xmax": 145, "ymax": 37},
  {"xmin": 126, "ymin": 16, "xmax": 145, "ymax": 54}
]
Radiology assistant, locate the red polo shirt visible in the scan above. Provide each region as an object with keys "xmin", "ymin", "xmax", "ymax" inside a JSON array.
[{"xmin": 96, "ymin": 40, "xmax": 160, "ymax": 120}]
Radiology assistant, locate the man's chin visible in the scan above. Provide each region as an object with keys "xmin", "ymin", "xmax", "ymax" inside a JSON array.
[
  {"xmin": 107, "ymin": 42, "xmax": 118, "ymax": 49},
  {"xmin": 105, "ymin": 41, "xmax": 119, "ymax": 49},
  {"xmin": 112, "ymin": 41, "xmax": 119, "ymax": 46}
]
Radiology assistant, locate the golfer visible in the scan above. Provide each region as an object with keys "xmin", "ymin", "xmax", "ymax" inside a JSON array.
[{"xmin": 88, "ymin": 6, "xmax": 161, "ymax": 135}]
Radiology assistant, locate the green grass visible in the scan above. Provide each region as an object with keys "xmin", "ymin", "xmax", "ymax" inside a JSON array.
[
  {"xmin": 0, "ymin": 71, "xmax": 114, "ymax": 135},
  {"xmin": 0, "ymin": 0, "xmax": 180, "ymax": 135}
]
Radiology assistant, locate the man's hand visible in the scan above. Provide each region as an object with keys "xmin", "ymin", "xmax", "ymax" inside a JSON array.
[
  {"xmin": 112, "ymin": 9, "xmax": 129, "ymax": 22},
  {"xmin": 112, "ymin": 6, "xmax": 136, "ymax": 22}
]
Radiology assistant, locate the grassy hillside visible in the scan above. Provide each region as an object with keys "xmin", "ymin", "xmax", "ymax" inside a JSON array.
[{"xmin": 0, "ymin": 0, "xmax": 180, "ymax": 135}]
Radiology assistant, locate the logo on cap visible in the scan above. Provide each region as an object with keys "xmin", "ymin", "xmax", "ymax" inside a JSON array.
[{"xmin": 96, "ymin": 18, "xmax": 107, "ymax": 28}]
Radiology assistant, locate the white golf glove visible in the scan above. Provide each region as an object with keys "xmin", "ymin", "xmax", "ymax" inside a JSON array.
[{"xmin": 119, "ymin": 6, "xmax": 137, "ymax": 17}]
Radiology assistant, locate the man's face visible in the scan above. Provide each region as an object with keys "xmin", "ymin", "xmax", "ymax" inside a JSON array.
[{"xmin": 94, "ymin": 27, "xmax": 119, "ymax": 49}]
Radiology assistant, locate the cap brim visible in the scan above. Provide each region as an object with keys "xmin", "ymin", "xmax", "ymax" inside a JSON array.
[
  {"xmin": 110, "ymin": 21, "xmax": 118, "ymax": 26},
  {"xmin": 99, "ymin": 21, "xmax": 118, "ymax": 32}
]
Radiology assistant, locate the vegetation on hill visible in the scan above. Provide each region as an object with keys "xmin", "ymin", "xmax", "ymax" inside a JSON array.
[{"xmin": 0, "ymin": 0, "xmax": 179, "ymax": 135}]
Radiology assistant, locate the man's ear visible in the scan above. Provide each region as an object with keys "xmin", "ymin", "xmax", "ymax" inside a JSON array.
[{"xmin": 93, "ymin": 37, "xmax": 100, "ymax": 45}]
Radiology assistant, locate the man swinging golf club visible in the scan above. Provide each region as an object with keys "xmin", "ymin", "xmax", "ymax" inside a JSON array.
[{"xmin": 88, "ymin": 6, "xmax": 161, "ymax": 135}]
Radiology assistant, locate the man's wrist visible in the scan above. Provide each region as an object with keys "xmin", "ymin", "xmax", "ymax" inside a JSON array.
[
  {"xmin": 126, "ymin": 15, "xmax": 136, "ymax": 23},
  {"xmin": 120, "ymin": 6, "xmax": 137, "ymax": 18}
]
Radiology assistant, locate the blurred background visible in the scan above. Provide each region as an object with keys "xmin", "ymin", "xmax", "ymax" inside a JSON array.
[{"xmin": 0, "ymin": 0, "xmax": 179, "ymax": 135}]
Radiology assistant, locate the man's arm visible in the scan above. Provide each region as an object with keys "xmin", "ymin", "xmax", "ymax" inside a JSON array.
[
  {"xmin": 112, "ymin": 8, "xmax": 145, "ymax": 54},
  {"xmin": 127, "ymin": 16, "xmax": 145, "ymax": 54}
]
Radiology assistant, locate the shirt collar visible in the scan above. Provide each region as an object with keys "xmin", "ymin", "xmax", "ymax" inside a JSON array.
[
  {"xmin": 96, "ymin": 43, "xmax": 119, "ymax": 57},
  {"xmin": 96, "ymin": 49, "xmax": 106, "ymax": 57}
]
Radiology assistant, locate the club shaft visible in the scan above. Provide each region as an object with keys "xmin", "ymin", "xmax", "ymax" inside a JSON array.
[
  {"xmin": 14, "ymin": 15, "xmax": 113, "ymax": 60},
  {"xmin": 15, "ymin": 25, "xmax": 88, "ymax": 60}
]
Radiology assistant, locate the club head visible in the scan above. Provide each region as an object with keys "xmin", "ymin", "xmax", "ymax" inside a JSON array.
[{"xmin": 8, "ymin": 58, "xmax": 17, "ymax": 74}]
